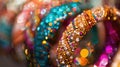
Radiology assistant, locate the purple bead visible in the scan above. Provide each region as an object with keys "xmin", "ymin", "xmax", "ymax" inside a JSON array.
[
  {"xmin": 105, "ymin": 45, "xmax": 113, "ymax": 54},
  {"xmin": 79, "ymin": 32, "xmax": 83, "ymax": 36},
  {"xmin": 72, "ymin": 43, "xmax": 75, "ymax": 46}
]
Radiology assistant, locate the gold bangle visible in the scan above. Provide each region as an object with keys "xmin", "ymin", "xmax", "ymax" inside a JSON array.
[
  {"xmin": 56, "ymin": 10, "xmax": 96, "ymax": 66},
  {"xmin": 56, "ymin": 6, "xmax": 119, "ymax": 66}
]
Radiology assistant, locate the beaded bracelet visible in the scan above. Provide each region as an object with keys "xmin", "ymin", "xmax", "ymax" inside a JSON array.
[
  {"xmin": 14, "ymin": 0, "xmax": 75, "ymax": 66},
  {"xmin": 34, "ymin": 2, "xmax": 92, "ymax": 67},
  {"xmin": 56, "ymin": 6, "xmax": 120, "ymax": 67},
  {"xmin": 14, "ymin": 0, "xmax": 70, "ymax": 48},
  {"xmin": 56, "ymin": 10, "xmax": 97, "ymax": 67},
  {"xmin": 94, "ymin": 20, "xmax": 120, "ymax": 67},
  {"xmin": 94, "ymin": 7, "xmax": 120, "ymax": 67},
  {"xmin": 56, "ymin": 6, "xmax": 110, "ymax": 67}
]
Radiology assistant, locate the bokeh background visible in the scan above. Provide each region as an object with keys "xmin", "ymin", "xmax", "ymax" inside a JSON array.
[{"xmin": 0, "ymin": 0, "xmax": 120, "ymax": 67}]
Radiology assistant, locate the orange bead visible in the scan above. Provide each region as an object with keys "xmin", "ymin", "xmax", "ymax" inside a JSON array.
[{"xmin": 78, "ymin": 57, "xmax": 88, "ymax": 66}]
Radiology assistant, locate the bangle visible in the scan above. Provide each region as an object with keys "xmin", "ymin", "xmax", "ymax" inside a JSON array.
[
  {"xmin": 56, "ymin": 6, "xmax": 120, "ymax": 67},
  {"xmin": 13, "ymin": 0, "xmax": 80, "ymax": 66},
  {"xmin": 34, "ymin": 2, "xmax": 89, "ymax": 67},
  {"xmin": 94, "ymin": 6, "xmax": 120, "ymax": 67},
  {"xmin": 56, "ymin": 10, "xmax": 96, "ymax": 66}
]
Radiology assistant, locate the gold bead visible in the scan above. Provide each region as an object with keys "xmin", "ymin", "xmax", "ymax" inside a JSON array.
[
  {"xmin": 49, "ymin": 22, "xmax": 52, "ymax": 26},
  {"xmin": 80, "ymin": 49, "xmax": 89, "ymax": 58},
  {"xmin": 48, "ymin": 55, "xmax": 50, "ymax": 58},
  {"xmin": 45, "ymin": 36, "xmax": 48, "ymax": 40},
  {"xmin": 113, "ymin": 16, "xmax": 117, "ymax": 20},
  {"xmin": 42, "ymin": 40, "xmax": 47, "ymax": 44},
  {"xmin": 34, "ymin": 16, "xmax": 40, "ymax": 23},
  {"xmin": 50, "ymin": 29, "xmax": 53, "ymax": 32},
  {"xmin": 25, "ymin": 49, "xmax": 28, "ymax": 55},
  {"xmin": 108, "ymin": 17, "xmax": 110, "ymax": 20}
]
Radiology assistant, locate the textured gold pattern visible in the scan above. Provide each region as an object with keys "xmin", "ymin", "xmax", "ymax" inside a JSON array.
[
  {"xmin": 56, "ymin": 6, "xmax": 119, "ymax": 66},
  {"xmin": 56, "ymin": 10, "xmax": 96, "ymax": 66}
]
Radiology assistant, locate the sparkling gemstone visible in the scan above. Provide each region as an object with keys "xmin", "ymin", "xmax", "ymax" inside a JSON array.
[
  {"xmin": 70, "ymin": 56, "xmax": 73, "ymax": 59},
  {"xmin": 80, "ymin": 32, "xmax": 83, "ymax": 36},
  {"xmin": 41, "ymin": 9, "xmax": 46, "ymax": 15},
  {"xmin": 61, "ymin": 61, "xmax": 65, "ymax": 64},
  {"xmin": 66, "ymin": 51, "xmax": 69, "ymax": 55},
  {"xmin": 60, "ymin": 56, "xmax": 63, "ymax": 59},
  {"xmin": 76, "ymin": 38, "xmax": 79, "ymax": 42}
]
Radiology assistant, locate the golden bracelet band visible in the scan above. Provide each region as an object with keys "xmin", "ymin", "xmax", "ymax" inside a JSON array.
[
  {"xmin": 56, "ymin": 10, "xmax": 96, "ymax": 66},
  {"xmin": 56, "ymin": 6, "xmax": 119, "ymax": 67}
]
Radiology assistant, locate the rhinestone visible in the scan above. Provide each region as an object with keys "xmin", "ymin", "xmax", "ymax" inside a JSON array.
[
  {"xmin": 61, "ymin": 61, "xmax": 65, "ymax": 64},
  {"xmin": 60, "ymin": 56, "xmax": 63, "ymax": 59},
  {"xmin": 70, "ymin": 56, "xmax": 73, "ymax": 59},
  {"xmin": 66, "ymin": 51, "xmax": 69, "ymax": 55},
  {"xmin": 76, "ymin": 38, "xmax": 79, "ymax": 42}
]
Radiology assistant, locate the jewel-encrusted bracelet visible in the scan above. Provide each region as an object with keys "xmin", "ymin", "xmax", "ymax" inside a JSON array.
[{"xmin": 34, "ymin": 2, "xmax": 91, "ymax": 67}]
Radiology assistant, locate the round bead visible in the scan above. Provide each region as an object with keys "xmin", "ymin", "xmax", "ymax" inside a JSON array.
[{"xmin": 80, "ymin": 49, "xmax": 89, "ymax": 58}]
